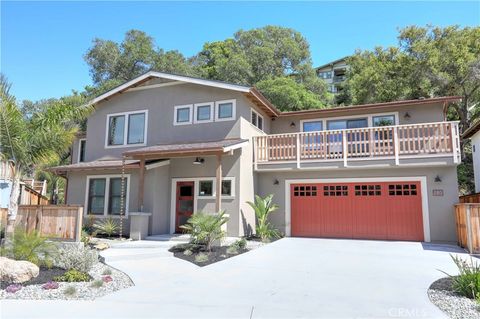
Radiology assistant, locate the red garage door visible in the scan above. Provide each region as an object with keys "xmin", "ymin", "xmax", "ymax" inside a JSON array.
[{"xmin": 291, "ymin": 182, "xmax": 424, "ymax": 241}]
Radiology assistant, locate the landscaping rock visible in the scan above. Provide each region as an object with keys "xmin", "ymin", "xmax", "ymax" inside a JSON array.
[
  {"xmin": 93, "ymin": 242, "xmax": 110, "ymax": 251},
  {"xmin": 0, "ymin": 257, "xmax": 39, "ymax": 284}
]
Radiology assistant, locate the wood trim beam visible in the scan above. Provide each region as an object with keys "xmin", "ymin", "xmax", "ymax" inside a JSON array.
[
  {"xmin": 138, "ymin": 158, "xmax": 146, "ymax": 212},
  {"xmin": 215, "ymin": 154, "xmax": 222, "ymax": 212}
]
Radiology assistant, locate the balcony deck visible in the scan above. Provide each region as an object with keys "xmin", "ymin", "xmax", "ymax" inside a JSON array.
[{"xmin": 253, "ymin": 121, "xmax": 460, "ymax": 170}]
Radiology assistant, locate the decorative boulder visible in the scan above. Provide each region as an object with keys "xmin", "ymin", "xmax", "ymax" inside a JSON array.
[{"xmin": 0, "ymin": 257, "xmax": 39, "ymax": 283}]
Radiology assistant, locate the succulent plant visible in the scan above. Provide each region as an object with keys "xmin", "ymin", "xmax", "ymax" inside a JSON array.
[
  {"xmin": 42, "ymin": 281, "xmax": 59, "ymax": 290},
  {"xmin": 102, "ymin": 275, "xmax": 113, "ymax": 283},
  {"xmin": 5, "ymin": 284, "xmax": 22, "ymax": 293}
]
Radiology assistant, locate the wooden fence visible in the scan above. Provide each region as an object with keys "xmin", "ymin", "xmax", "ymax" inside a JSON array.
[
  {"xmin": 0, "ymin": 205, "xmax": 83, "ymax": 242},
  {"xmin": 459, "ymin": 193, "xmax": 480, "ymax": 204},
  {"xmin": 454, "ymin": 203, "xmax": 480, "ymax": 253}
]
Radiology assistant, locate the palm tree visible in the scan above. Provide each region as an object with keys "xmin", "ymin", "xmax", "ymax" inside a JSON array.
[{"xmin": 0, "ymin": 75, "xmax": 92, "ymax": 239}]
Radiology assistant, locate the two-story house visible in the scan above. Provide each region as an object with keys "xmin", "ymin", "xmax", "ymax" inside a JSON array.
[{"xmin": 51, "ymin": 71, "xmax": 462, "ymax": 243}]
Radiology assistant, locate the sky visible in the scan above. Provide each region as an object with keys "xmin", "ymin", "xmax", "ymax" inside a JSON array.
[{"xmin": 1, "ymin": 1, "xmax": 479, "ymax": 102}]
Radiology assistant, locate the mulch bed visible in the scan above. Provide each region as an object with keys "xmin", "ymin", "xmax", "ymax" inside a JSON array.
[
  {"xmin": 0, "ymin": 267, "xmax": 92, "ymax": 289},
  {"xmin": 172, "ymin": 245, "xmax": 248, "ymax": 267}
]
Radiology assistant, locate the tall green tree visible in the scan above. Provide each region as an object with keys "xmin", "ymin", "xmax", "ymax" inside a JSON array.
[
  {"xmin": 84, "ymin": 29, "xmax": 193, "ymax": 85},
  {"xmin": 0, "ymin": 75, "xmax": 92, "ymax": 237},
  {"xmin": 342, "ymin": 25, "xmax": 480, "ymax": 133}
]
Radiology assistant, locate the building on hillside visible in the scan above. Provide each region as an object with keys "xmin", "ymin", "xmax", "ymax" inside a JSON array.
[{"xmin": 316, "ymin": 57, "xmax": 348, "ymax": 94}]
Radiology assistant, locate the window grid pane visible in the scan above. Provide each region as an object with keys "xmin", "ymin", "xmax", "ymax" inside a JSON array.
[
  {"xmin": 88, "ymin": 179, "xmax": 106, "ymax": 215},
  {"xmin": 222, "ymin": 180, "xmax": 232, "ymax": 196},
  {"xmin": 199, "ymin": 181, "xmax": 213, "ymax": 196},
  {"xmin": 197, "ymin": 105, "xmax": 211, "ymax": 121},
  {"xmin": 218, "ymin": 103, "xmax": 233, "ymax": 119},
  {"xmin": 177, "ymin": 108, "xmax": 190, "ymax": 123},
  {"xmin": 127, "ymin": 113, "xmax": 145, "ymax": 144},
  {"xmin": 108, "ymin": 115, "xmax": 125, "ymax": 145}
]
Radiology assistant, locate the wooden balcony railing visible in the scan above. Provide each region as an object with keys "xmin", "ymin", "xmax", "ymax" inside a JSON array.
[{"xmin": 253, "ymin": 121, "xmax": 460, "ymax": 167}]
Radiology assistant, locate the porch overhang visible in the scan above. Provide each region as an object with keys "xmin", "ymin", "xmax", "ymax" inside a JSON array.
[
  {"xmin": 122, "ymin": 138, "xmax": 249, "ymax": 160},
  {"xmin": 48, "ymin": 159, "xmax": 140, "ymax": 176}
]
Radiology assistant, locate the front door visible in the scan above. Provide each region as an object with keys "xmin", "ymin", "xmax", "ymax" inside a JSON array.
[{"xmin": 175, "ymin": 181, "xmax": 194, "ymax": 233}]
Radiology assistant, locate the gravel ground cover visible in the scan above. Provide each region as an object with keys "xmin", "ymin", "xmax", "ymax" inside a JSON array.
[
  {"xmin": 428, "ymin": 277, "xmax": 480, "ymax": 319},
  {"xmin": 0, "ymin": 262, "xmax": 133, "ymax": 300}
]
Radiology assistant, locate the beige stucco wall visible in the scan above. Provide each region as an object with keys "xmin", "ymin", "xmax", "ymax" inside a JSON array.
[
  {"xmin": 80, "ymin": 82, "xmax": 270, "ymax": 162},
  {"xmin": 271, "ymin": 102, "xmax": 445, "ymax": 134},
  {"xmin": 256, "ymin": 165, "xmax": 459, "ymax": 243}
]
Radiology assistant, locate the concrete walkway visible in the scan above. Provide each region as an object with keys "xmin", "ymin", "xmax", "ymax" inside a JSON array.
[{"xmin": 1, "ymin": 238, "xmax": 466, "ymax": 318}]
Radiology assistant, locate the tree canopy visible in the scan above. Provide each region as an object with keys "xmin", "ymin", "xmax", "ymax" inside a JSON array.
[{"xmin": 84, "ymin": 26, "xmax": 332, "ymax": 111}]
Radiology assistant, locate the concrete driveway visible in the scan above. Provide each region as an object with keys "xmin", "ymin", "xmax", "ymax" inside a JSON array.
[{"xmin": 1, "ymin": 238, "xmax": 466, "ymax": 318}]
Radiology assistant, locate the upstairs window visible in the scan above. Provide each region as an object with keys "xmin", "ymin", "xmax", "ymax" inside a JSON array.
[
  {"xmin": 106, "ymin": 111, "xmax": 147, "ymax": 147},
  {"xmin": 251, "ymin": 109, "xmax": 264, "ymax": 131},
  {"xmin": 78, "ymin": 139, "xmax": 86, "ymax": 162},
  {"xmin": 215, "ymin": 99, "xmax": 236, "ymax": 121},
  {"xmin": 194, "ymin": 102, "xmax": 214, "ymax": 123},
  {"xmin": 174, "ymin": 105, "xmax": 193, "ymax": 125}
]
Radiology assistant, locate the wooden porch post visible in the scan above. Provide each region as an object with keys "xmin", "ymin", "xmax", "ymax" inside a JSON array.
[
  {"xmin": 215, "ymin": 153, "xmax": 222, "ymax": 212},
  {"xmin": 138, "ymin": 158, "xmax": 146, "ymax": 212}
]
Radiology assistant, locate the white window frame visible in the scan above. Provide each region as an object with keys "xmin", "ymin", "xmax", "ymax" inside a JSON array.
[
  {"xmin": 173, "ymin": 104, "xmax": 193, "ymax": 126},
  {"xmin": 105, "ymin": 110, "xmax": 148, "ymax": 148},
  {"xmin": 299, "ymin": 112, "xmax": 399, "ymax": 133},
  {"xmin": 215, "ymin": 99, "xmax": 236, "ymax": 122},
  {"xmin": 193, "ymin": 102, "xmax": 214, "ymax": 124},
  {"xmin": 77, "ymin": 138, "xmax": 86, "ymax": 163},
  {"xmin": 251, "ymin": 109, "xmax": 264, "ymax": 131},
  {"xmin": 84, "ymin": 174, "xmax": 131, "ymax": 218}
]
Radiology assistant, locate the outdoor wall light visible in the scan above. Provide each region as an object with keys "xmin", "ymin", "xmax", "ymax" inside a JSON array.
[
  {"xmin": 290, "ymin": 122, "xmax": 296, "ymax": 128},
  {"xmin": 434, "ymin": 175, "xmax": 442, "ymax": 183},
  {"xmin": 273, "ymin": 179, "xmax": 280, "ymax": 185},
  {"xmin": 193, "ymin": 157, "xmax": 205, "ymax": 165},
  {"xmin": 404, "ymin": 112, "xmax": 411, "ymax": 120}
]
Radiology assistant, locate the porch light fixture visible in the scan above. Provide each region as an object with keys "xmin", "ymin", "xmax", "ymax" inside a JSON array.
[
  {"xmin": 404, "ymin": 112, "xmax": 411, "ymax": 120},
  {"xmin": 434, "ymin": 175, "xmax": 442, "ymax": 183},
  {"xmin": 193, "ymin": 157, "xmax": 205, "ymax": 165},
  {"xmin": 290, "ymin": 122, "xmax": 296, "ymax": 128},
  {"xmin": 273, "ymin": 179, "xmax": 279, "ymax": 185}
]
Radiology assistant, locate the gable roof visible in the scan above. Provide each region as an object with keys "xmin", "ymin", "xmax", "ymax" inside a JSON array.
[
  {"xmin": 463, "ymin": 120, "xmax": 480, "ymax": 139},
  {"xmin": 315, "ymin": 56, "xmax": 350, "ymax": 71},
  {"xmin": 90, "ymin": 71, "xmax": 280, "ymax": 117}
]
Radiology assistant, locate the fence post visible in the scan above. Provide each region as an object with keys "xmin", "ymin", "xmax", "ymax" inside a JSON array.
[
  {"xmin": 466, "ymin": 204, "xmax": 473, "ymax": 254},
  {"xmin": 75, "ymin": 206, "xmax": 83, "ymax": 242}
]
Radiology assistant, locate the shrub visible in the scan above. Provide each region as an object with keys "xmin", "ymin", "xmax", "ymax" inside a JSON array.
[
  {"xmin": 183, "ymin": 249, "xmax": 193, "ymax": 256},
  {"xmin": 42, "ymin": 281, "xmax": 59, "ymax": 290},
  {"xmin": 443, "ymin": 255, "xmax": 480, "ymax": 299},
  {"xmin": 102, "ymin": 268, "xmax": 112, "ymax": 276},
  {"xmin": 232, "ymin": 238, "xmax": 247, "ymax": 250},
  {"xmin": 63, "ymin": 286, "xmax": 77, "ymax": 296},
  {"xmin": 247, "ymin": 195, "xmax": 281, "ymax": 242},
  {"xmin": 5, "ymin": 284, "xmax": 22, "ymax": 293},
  {"xmin": 83, "ymin": 214, "xmax": 96, "ymax": 234},
  {"xmin": 91, "ymin": 280, "xmax": 104, "ymax": 288},
  {"xmin": 93, "ymin": 217, "xmax": 119, "ymax": 237},
  {"xmin": 54, "ymin": 269, "xmax": 91, "ymax": 282},
  {"xmin": 53, "ymin": 245, "xmax": 98, "ymax": 272},
  {"xmin": 194, "ymin": 253, "xmax": 209, "ymax": 263},
  {"xmin": 168, "ymin": 243, "xmax": 203, "ymax": 253},
  {"xmin": 226, "ymin": 245, "xmax": 239, "ymax": 255},
  {"xmin": 0, "ymin": 229, "xmax": 58, "ymax": 266},
  {"xmin": 180, "ymin": 211, "xmax": 229, "ymax": 251},
  {"xmin": 81, "ymin": 230, "xmax": 91, "ymax": 247}
]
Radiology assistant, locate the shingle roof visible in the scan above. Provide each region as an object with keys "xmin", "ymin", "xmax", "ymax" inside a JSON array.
[
  {"xmin": 123, "ymin": 139, "xmax": 248, "ymax": 158},
  {"xmin": 463, "ymin": 120, "xmax": 480, "ymax": 139},
  {"xmin": 49, "ymin": 159, "xmax": 139, "ymax": 173}
]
